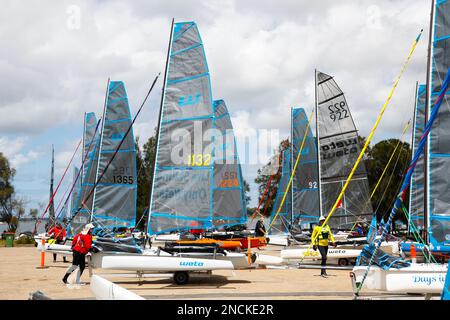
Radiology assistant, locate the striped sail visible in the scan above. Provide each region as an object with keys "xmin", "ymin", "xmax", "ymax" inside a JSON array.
[
  {"xmin": 291, "ymin": 107, "xmax": 320, "ymax": 227},
  {"xmin": 316, "ymin": 71, "xmax": 373, "ymax": 229},
  {"xmin": 212, "ymin": 99, "xmax": 247, "ymax": 228},
  {"xmin": 149, "ymin": 22, "xmax": 215, "ymax": 234},
  {"xmin": 409, "ymin": 84, "xmax": 426, "ymax": 230},
  {"xmin": 427, "ymin": 0, "xmax": 450, "ymax": 249},
  {"xmin": 71, "ymin": 113, "xmax": 101, "ymax": 235},
  {"xmin": 269, "ymin": 148, "xmax": 292, "ymax": 235},
  {"xmin": 92, "ymin": 81, "xmax": 137, "ymax": 229}
]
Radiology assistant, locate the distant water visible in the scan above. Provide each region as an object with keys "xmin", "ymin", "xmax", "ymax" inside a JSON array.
[{"xmin": 0, "ymin": 219, "xmax": 47, "ymax": 235}]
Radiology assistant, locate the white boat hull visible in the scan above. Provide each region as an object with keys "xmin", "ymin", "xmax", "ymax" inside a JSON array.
[
  {"xmin": 281, "ymin": 248, "xmax": 361, "ymax": 260},
  {"xmin": 36, "ymin": 242, "xmax": 72, "ymax": 257},
  {"xmin": 267, "ymin": 235, "xmax": 288, "ymax": 246},
  {"xmin": 254, "ymin": 253, "xmax": 286, "ymax": 266},
  {"xmin": 352, "ymin": 263, "xmax": 448, "ymax": 294},
  {"xmin": 91, "ymin": 253, "xmax": 235, "ymax": 272},
  {"xmin": 90, "ymin": 275, "xmax": 144, "ymax": 300}
]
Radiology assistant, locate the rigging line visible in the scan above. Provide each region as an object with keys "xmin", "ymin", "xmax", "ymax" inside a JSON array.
[
  {"xmin": 372, "ymin": 137, "xmax": 409, "ymax": 220},
  {"xmin": 400, "ymin": 205, "xmax": 437, "ymax": 264},
  {"xmin": 349, "ymin": 120, "xmax": 412, "ymax": 231},
  {"xmin": 68, "ymin": 73, "xmax": 161, "ymax": 229},
  {"xmin": 298, "ymin": 29, "xmax": 424, "ymax": 267},
  {"xmin": 267, "ymin": 109, "xmax": 315, "ymax": 233},
  {"xmin": 33, "ymin": 139, "xmax": 82, "ymax": 235}
]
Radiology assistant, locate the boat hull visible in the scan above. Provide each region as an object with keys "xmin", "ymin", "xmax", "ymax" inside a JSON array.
[{"xmin": 351, "ymin": 263, "xmax": 448, "ymax": 294}]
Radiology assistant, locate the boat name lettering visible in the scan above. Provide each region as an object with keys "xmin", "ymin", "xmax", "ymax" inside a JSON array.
[
  {"xmin": 179, "ymin": 261, "xmax": 204, "ymax": 267},
  {"xmin": 321, "ymin": 138, "xmax": 358, "ymax": 159}
]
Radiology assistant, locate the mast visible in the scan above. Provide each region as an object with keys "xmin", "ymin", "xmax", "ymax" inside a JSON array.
[
  {"xmin": 424, "ymin": 0, "xmax": 435, "ymax": 245},
  {"xmin": 408, "ymin": 81, "xmax": 419, "ymax": 235},
  {"xmin": 147, "ymin": 18, "xmax": 175, "ymax": 231},
  {"xmin": 49, "ymin": 144, "xmax": 55, "ymax": 227},
  {"xmin": 81, "ymin": 112, "xmax": 86, "ymax": 186},
  {"xmin": 290, "ymin": 107, "xmax": 294, "ymax": 227},
  {"xmin": 90, "ymin": 78, "xmax": 110, "ymax": 223},
  {"xmin": 314, "ymin": 69, "xmax": 323, "ymax": 217}
]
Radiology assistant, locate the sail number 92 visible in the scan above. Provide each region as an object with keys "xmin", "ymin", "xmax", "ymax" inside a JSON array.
[
  {"xmin": 187, "ymin": 154, "xmax": 211, "ymax": 166},
  {"xmin": 328, "ymin": 101, "xmax": 349, "ymax": 122}
]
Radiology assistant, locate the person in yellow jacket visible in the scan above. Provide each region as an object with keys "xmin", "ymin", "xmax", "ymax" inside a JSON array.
[{"xmin": 311, "ymin": 216, "xmax": 336, "ymax": 277}]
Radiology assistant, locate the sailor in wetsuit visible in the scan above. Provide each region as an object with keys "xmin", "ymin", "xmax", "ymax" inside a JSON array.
[{"xmin": 311, "ymin": 216, "xmax": 336, "ymax": 277}]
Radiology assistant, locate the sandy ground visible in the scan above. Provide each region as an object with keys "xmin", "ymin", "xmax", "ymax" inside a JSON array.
[{"xmin": 0, "ymin": 245, "xmax": 382, "ymax": 300}]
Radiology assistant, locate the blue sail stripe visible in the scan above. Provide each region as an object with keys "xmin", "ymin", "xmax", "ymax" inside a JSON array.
[
  {"xmin": 171, "ymin": 43, "xmax": 202, "ymax": 57},
  {"xmin": 167, "ymin": 72, "xmax": 209, "ymax": 85}
]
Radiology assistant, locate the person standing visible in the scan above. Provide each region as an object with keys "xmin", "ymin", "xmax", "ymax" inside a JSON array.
[
  {"xmin": 311, "ymin": 216, "xmax": 336, "ymax": 277},
  {"xmin": 62, "ymin": 223, "xmax": 94, "ymax": 284},
  {"xmin": 47, "ymin": 222, "xmax": 67, "ymax": 262},
  {"xmin": 255, "ymin": 216, "xmax": 266, "ymax": 237}
]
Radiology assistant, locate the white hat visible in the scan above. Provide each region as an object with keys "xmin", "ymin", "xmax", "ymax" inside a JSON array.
[
  {"xmin": 319, "ymin": 216, "xmax": 326, "ymax": 221},
  {"xmin": 81, "ymin": 223, "xmax": 95, "ymax": 235}
]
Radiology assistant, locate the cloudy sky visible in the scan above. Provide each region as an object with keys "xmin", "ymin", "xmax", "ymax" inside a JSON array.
[{"xmin": 0, "ymin": 0, "xmax": 431, "ymax": 214}]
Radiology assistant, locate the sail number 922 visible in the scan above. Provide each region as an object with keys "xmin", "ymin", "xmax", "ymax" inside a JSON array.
[
  {"xmin": 328, "ymin": 101, "xmax": 349, "ymax": 122},
  {"xmin": 187, "ymin": 154, "xmax": 211, "ymax": 166}
]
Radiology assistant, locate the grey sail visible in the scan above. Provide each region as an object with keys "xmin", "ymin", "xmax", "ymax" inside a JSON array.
[
  {"xmin": 92, "ymin": 81, "xmax": 137, "ymax": 230},
  {"xmin": 316, "ymin": 71, "xmax": 373, "ymax": 229},
  {"xmin": 291, "ymin": 107, "xmax": 320, "ymax": 227},
  {"xmin": 212, "ymin": 99, "xmax": 247, "ymax": 228},
  {"xmin": 83, "ymin": 112, "xmax": 98, "ymax": 179},
  {"xmin": 149, "ymin": 22, "xmax": 215, "ymax": 234},
  {"xmin": 427, "ymin": 0, "xmax": 450, "ymax": 248},
  {"xmin": 71, "ymin": 113, "xmax": 101, "ymax": 235},
  {"xmin": 408, "ymin": 84, "xmax": 426, "ymax": 230}
]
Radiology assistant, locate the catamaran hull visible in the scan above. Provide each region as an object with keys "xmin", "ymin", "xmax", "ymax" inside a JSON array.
[
  {"xmin": 90, "ymin": 253, "xmax": 234, "ymax": 272},
  {"xmin": 267, "ymin": 235, "xmax": 289, "ymax": 246},
  {"xmin": 281, "ymin": 248, "xmax": 361, "ymax": 260},
  {"xmin": 351, "ymin": 263, "xmax": 448, "ymax": 294}
]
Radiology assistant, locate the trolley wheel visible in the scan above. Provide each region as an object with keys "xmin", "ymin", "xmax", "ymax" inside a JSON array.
[
  {"xmin": 338, "ymin": 258, "xmax": 349, "ymax": 266},
  {"xmin": 173, "ymin": 271, "xmax": 189, "ymax": 285}
]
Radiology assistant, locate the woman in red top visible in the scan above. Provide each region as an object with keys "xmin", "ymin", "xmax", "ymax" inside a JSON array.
[
  {"xmin": 62, "ymin": 223, "xmax": 94, "ymax": 284},
  {"xmin": 47, "ymin": 222, "xmax": 67, "ymax": 262}
]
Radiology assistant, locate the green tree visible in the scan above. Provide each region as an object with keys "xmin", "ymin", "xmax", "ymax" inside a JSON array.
[
  {"xmin": 254, "ymin": 139, "xmax": 290, "ymax": 217},
  {"xmin": 134, "ymin": 131, "xmax": 157, "ymax": 231},
  {"xmin": 365, "ymin": 139, "xmax": 411, "ymax": 224}
]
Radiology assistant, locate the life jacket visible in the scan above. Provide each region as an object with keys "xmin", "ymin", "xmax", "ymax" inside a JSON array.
[{"xmin": 72, "ymin": 233, "xmax": 93, "ymax": 254}]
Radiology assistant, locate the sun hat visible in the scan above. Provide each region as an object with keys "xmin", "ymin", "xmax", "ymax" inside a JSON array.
[{"xmin": 81, "ymin": 223, "xmax": 95, "ymax": 235}]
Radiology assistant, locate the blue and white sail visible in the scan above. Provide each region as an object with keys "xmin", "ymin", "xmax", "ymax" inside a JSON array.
[
  {"xmin": 427, "ymin": 0, "xmax": 450, "ymax": 250},
  {"xmin": 149, "ymin": 21, "xmax": 215, "ymax": 234},
  {"xmin": 291, "ymin": 107, "xmax": 320, "ymax": 227},
  {"xmin": 408, "ymin": 84, "xmax": 426, "ymax": 230},
  {"xmin": 269, "ymin": 148, "xmax": 292, "ymax": 235},
  {"xmin": 91, "ymin": 81, "xmax": 137, "ymax": 230}
]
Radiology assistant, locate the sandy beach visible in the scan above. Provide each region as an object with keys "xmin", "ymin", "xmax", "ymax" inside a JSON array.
[{"xmin": 0, "ymin": 245, "xmax": 385, "ymax": 300}]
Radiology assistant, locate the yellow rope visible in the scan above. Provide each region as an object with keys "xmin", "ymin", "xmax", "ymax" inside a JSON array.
[
  {"xmin": 306, "ymin": 29, "xmax": 423, "ymax": 254},
  {"xmin": 267, "ymin": 109, "xmax": 315, "ymax": 233}
]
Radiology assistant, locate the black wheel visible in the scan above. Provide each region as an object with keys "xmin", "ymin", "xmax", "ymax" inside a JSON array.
[
  {"xmin": 173, "ymin": 271, "xmax": 189, "ymax": 285},
  {"xmin": 338, "ymin": 258, "xmax": 349, "ymax": 266}
]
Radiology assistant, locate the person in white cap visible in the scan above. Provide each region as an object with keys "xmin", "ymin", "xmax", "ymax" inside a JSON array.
[
  {"xmin": 311, "ymin": 216, "xmax": 336, "ymax": 277},
  {"xmin": 62, "ymin": 223, "xmax": 95, "ymax": 284}
]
